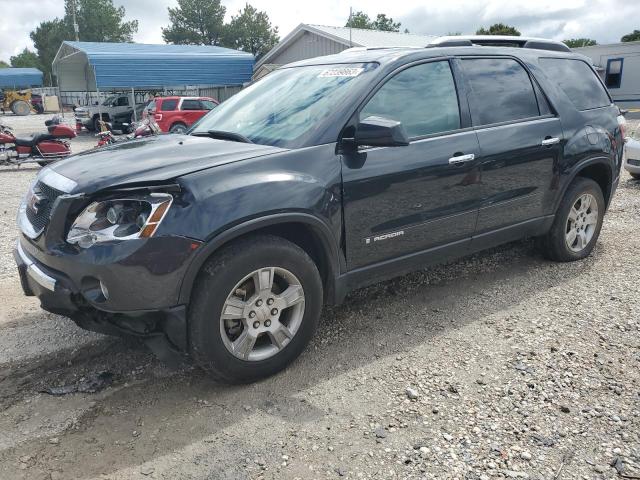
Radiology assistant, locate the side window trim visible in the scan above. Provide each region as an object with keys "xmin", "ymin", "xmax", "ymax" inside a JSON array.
[
  {"xmin": 605, "ymin": 57, "xmax": 624, "ymax": 89},
  {"xmin": 456, "ymin": 55, "xmax": 551, "ymax": 130},
  {"xmin": 355, "ymin": 57, "xmax": 470, "ymax": 142}
]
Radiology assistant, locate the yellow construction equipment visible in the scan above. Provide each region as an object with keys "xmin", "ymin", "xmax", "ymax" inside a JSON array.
[{"xmin": 1, "ymin": 89, "xmax": 34, "ymax": 116}]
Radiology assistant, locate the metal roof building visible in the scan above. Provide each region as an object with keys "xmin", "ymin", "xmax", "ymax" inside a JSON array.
[
  {"xmin": 0, "ymin": 68, "xmax": 43, "ymax": 88},
  {"xmin": 52, "ymin": 41, "xmax": 254, "ymax": 92},
  {"xmin": 254, "ymin": 24, "xmax": 436, "ymax": 79}
]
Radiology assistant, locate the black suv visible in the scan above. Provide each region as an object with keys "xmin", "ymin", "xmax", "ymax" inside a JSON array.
[{"xmin": 15, "ymin": 38, "xmax": 625, "ymax": 383}]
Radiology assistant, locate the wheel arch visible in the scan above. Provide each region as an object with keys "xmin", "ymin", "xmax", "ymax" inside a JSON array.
[
  {"xmin": 178, "ymin": 213, "xmax": 344, "ymax": 306},
  {"xmin": 558, "ymin": 156, "xmax": 614, "ymax": 211}
]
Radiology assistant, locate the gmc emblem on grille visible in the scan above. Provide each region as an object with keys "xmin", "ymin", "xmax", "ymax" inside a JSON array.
[{"xmin": 27, "ymin": 190, "xmax": 46, "ymax": 214}]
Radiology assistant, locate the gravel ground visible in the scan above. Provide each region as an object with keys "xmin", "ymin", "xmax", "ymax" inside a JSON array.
[{"xmin": 0, "ymin": 115, "xmax": 638, "ymax": 480}]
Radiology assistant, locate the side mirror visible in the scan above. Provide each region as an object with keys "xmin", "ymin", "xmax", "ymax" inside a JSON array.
[{"xmin": 354, "ymin": 116, "xmax": 410, "ymax": 147}]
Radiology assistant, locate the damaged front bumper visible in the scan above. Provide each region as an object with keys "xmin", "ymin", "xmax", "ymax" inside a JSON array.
[{"xmin": 14, "ymin": 236, "xmax": 195, "ymax": 363}]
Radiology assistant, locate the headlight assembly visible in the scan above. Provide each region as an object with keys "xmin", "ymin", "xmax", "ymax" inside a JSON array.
[{"xmin": 67, "ymin": 193, "xmax": 173, "ymax": 248}]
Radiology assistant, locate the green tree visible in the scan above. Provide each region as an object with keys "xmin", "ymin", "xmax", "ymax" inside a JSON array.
[
  {"xmin": 563, "ymin": 38, "xmax": 597, "ymax": 48},
  {"xmin": 0, "ymin": 60, "xmax": 9, "ymax": 68},
  {"xmin": 10, "ymin": 49, "xmax": 42, "ymax": 69},
  {"xmin": 476, "ymin": 23, "xmax": 521, "ymax": 36},
  {"xmin": 30, "ymin": 19, "xmax": 69, "ymax": 85},
  {"xmin": 372, "ymin": 14, "xmax": 401, "ymax": 32},
  {"xmin": 621, "ymin": 30, "xmax": 640, "ymax": 42},
  {"xmin": 346, "ymin": 11, "xmax": 402, "ymax": 32},
  {"xmin": 345, "ymin": 11, "xmax": 372, "ymax": 29},
  {"xmin": 162, "ymin": 0, "xmax": 226, "ymax": 45},
  {"xmin": 66, "ymin": 0, "xmax": 138, "ymax": 43},
  {"xmin": 29, "ymin": 1, "xmax": 138, "ymax": 85},
  {"xmin": 224, "ymin": 4, "xmax": 279, "ymax": 59}
]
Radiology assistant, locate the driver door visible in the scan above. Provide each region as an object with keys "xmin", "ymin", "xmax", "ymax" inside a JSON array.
[{"xmin": 341, "ymin": 60, "xmax": 483, "ymax": 269}]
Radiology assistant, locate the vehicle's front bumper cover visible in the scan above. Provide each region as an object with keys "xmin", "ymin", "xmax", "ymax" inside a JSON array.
[{"xmin": 14, "ymin": 235, "xmax": 195, "ymax": 359}]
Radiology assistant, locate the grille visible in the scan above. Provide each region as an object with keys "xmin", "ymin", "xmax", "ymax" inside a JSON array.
[{"xmin": 25, "ymin": 181, "xmax": 64, "ymax": 233}]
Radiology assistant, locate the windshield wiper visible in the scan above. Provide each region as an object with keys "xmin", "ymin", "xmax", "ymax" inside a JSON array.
[{"xmin": 192, "ymin": 130, "xmax": 253, "ymax": 144}]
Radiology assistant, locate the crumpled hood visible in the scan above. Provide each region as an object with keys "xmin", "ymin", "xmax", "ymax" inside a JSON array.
[{"xmin": 48, "ymin": 134, "xmax": 285, "ymax": 194}]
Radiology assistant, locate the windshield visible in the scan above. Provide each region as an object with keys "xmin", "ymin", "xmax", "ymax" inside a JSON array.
[
  {"xmin": 102, "ymin": 96, "xmax": 116, "ymax": 106},
  {"xmin": 192, "ymin": 63, "xmax": 377, "ymax": 147}
]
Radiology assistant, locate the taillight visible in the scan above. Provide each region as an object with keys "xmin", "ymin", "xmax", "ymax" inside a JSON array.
[
  {"xmin": 617, "ymin": 115, "xmax": 626, "ymax": 141},
  {"xmin": 154, "ymin": 113, "xmax": 163, "ymax": 121}
]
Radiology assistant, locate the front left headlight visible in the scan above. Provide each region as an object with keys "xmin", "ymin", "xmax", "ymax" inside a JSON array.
[{"xmin": 67, "ymin": 193, "xmax": 173, "ymax": 248}]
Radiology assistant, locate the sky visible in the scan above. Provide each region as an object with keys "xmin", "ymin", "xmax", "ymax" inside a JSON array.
[{"xmin": 1, "ymin": 0, "xmax": 639, "ymax": 63}]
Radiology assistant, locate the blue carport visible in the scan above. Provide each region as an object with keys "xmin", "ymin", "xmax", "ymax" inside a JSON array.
[
  {"xmin": 0, "ymin": 68, "xmax": 44, "ymax": 89},
  {"xmin": 51, "ymin": 41, "xmax": 254, "ymax": 116}
]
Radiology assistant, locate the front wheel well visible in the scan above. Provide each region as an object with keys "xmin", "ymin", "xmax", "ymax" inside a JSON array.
[
  {"xmin": 186, "ymin": 222, "xmax": 337, "ymax": 305},
  {"xmin": 576, "ymin": 163, "xmax": 612, "ymax": 206}
]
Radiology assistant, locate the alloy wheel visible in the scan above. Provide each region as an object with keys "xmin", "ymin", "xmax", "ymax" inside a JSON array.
[
  {"xmin": 219, "ymin": 267, "xmax": 305, "ymax": 362},
  {"xmin": 565, "ymin": 193, "xmax": 598, "ymax": 252}
]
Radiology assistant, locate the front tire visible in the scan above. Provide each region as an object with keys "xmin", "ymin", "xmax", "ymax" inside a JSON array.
[
  {"xmin": 189, "ymin": 235, "xmax": 323, "ymax": 383},
  {"xmin": 630, "ymin": 172, "xmax": 640, "ymax": 180},
  {"xmin": 539, "ymin": 177, "xmax": 605, "ymax": 262}
]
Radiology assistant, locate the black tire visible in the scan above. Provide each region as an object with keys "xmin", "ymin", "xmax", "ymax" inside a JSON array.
[
  {"xmin": 169, "ymin": 122, "xmax": 187, "ymax": 134},
  {"xmin": 630, "ymin": 172, "xmax": 640, "ymax": 180},
  {"xmin": 10, "ymin": 100, "xmax": 30, "ymax": 116},
  {"xmin": 539, "ymin": 177, "xmax": 605, "ymax": 262},
  {"xmin": 33, "ymin": 103, "xmax": 44, "ymax": 114},
  {"xmin": 189, "ymin": 234, "xmax": 323, "ymax": 383}
]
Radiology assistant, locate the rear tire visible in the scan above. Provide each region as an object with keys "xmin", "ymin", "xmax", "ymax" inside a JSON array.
[
  {"xmin": 169, "ymin": 122, "xmax": 187, "ymax": 134},
  {"xmin": 538, "ymin": 177, "xmax": 605, "ymax": 262},
  {"xmin": 188, "ymin": 235, "xmax": 323, "ymax": 383},
  {"xmin": 10, "ymin": 100, "xmax": 30, "ymax": 116}
]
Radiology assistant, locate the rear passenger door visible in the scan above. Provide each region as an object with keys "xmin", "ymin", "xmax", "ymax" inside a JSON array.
[
  {"xmin": 180, "ymin": 99, "xmax": 205, "ymax": 126},
  {"xmin": 458, "ymin": 57, "xmax": 564, "ymax": 234}
]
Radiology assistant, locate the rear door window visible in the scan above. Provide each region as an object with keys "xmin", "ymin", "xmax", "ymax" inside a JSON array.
[
  {"xmin": 160, "ymin": 99, "xmax": 178, "ymax": 111},
  {"xmin": 181, "ymin": 99, "xmax": 202, "ymax": 111},
  {"xmin": 461, "ymin": 58, "xmax": 540, "ymax": 126},
  {"xmin": 360, "ymin": 60, "xmax": 461, "ymax": 138},
  {"xmin": 538, "ymin": 58, "xmax": 611, "ymax": 110}
]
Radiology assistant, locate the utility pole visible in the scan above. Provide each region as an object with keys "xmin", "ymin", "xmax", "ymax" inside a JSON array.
[
  {"xmin": 349, "ymin": 7, "xmax": 353, "ymax": 47},
  {"xmin": 72, "ymin": 0, "xmax": 80, "ymax": 41}
]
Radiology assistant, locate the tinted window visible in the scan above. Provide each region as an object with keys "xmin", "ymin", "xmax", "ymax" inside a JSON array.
[
  {"xmin": 539, "ymin": 58, "xmax": 611, "ymax": 110},
  {"xmin": 201, "ymin": 100, "xmax": 217, "ymax": 110},
  {"xmin": 361, "ymin": 61, "xmax": 460, "ymax": 138},
  {"xmin": 116, "ymin": 96, "xmax": 129, "ymax": 107},
  {"xmin": 605, "ymin": 58, "xmax": 623, "ymax": 89},
  {"xmin": 160, "ymin": 99, "xmax": 178, "ymax": 111},
  {"xmin": 462, "ymin": 58, "xmax": 540, "ymax": 125},
  {"xmin": 181, "ymin": 99, "xmax": 201, "ymax": 110}
]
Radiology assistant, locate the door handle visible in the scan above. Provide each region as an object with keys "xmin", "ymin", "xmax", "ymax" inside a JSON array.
[
  {"xmin": 448, "ymin": 153, "xmax": 475, "ymax": 165},
  {"xmin": 541, "ymin": 137, "xmax": 560, "ymax": 146}
]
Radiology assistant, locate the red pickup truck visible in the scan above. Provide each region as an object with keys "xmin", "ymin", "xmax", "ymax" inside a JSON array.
[{"xmin": 146, "ymin": 96, "xmax": 218, "ymax": 133}]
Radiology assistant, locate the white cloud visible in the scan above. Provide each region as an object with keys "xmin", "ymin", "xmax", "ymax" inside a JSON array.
[{"xmin": 1, "ymin": 0, "xmax": 639, "ymax": 64}]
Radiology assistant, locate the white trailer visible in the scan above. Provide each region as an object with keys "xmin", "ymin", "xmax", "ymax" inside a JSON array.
[{"xmin": 574, "ymin": 41, "xmax": 640, "ymax": 109}]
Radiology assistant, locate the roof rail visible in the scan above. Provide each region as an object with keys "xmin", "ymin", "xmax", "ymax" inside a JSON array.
[{"xmin": 428, "ymin": 35, "xmax": 571, "ymax": 53}]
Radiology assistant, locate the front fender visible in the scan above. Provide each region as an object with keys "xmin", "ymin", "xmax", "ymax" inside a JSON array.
[{"xmin": 176, "ymin": 212, "xmax": 343, "ymax": 305}]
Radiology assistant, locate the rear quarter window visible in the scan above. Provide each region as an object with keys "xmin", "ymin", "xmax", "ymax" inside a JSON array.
[{"xmin": 538, "ymin": 58, "xmax": 611, "ymax": 111}]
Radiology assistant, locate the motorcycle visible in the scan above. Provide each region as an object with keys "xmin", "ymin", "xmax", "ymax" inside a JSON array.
[
  {"xmin": 95, "ymin": 117, "xmax": 160, "ymax": 148},
  {"xmin": 0, "ymin": 115, "xmax": 76, "ymax": 167}
]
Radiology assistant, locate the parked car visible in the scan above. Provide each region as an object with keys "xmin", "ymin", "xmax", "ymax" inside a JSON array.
[
  {"xmin": 16, "ymin": 37, "xmax": 625, "ymax": 383},
  {"xmin": 145, "ymin": 96, "xmax": 218, "ymax": 133},
  {"xmin": 74, "ymin": 95, "xmax": 134, "ymax": 131},
  {"xmin": 624, "ymin": 136, "xmax": 640, "ymax": 179}
]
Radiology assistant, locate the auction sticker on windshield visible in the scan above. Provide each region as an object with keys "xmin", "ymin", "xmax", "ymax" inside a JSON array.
[{"xmin": 318, "ymin": 67, "xmax": 365, "ymax": 78}]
